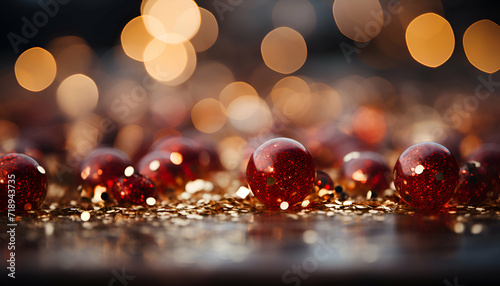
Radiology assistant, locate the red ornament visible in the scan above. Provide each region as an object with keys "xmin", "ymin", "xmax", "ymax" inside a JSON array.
[
  {"xmin": 467, "ymin": 144, "xmax": 500, "ymax": 195},
  {"xmin": 137, "ymin": 151, "xmax": 193, "ymax": 197},
  {"xmin": 152, "ymin": 136, "xmax": 203, "ymax": 178},
  {"xmin": 394, "ymin": 142, "xmax": 459, "ymax": 210},
  {"xmin": 454, "ymin": 162, "xmax": 491, "ymax": 205},
  {"xmin": 341, "ymin": 151, "xmax": 390, "ymax": 197},
  {"xmin": 0, "ymin": 153, "xmax": 47, "ymax": 213},
  {"xmin": 79, "ymin": 148, "xmax": 131, "ymax": 197},
  {"xmin": 112, "ymin": 173, "xmax": 156, "ymax": 206},
  {"xmin": 246, "ymin": 138, "xmax": 315, "ymax": 208}
]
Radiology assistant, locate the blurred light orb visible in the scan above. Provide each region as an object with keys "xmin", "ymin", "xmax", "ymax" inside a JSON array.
[
  {"xmin": 57, "ymin": 74, "xmax": 99, "ymax": 118},
  {"xmin": 333, "ymin": 0, "xmax": 383, "ymax": 42},
  {"xmin": 271, "ymin": 76, "xmax": 311, "ymax": 118},
  {"xmin": 190, "ymin": 8, "xmax": 219, "ymax": 52},
  {"xmin": 463, "ymin": 19, "xmax": 500, "ymax": 73},
  {"xmin": 191, "ymin": 98, "xmax": 226, "ymax": 133},
  {"xmin": 143, "ymin": 0, "xmax": 201, "ymax": 43},
  {"xmin": 15, "ymin": 47, "xmax": 57, "ymax": 92},
  {"xmin": 219, "ymin": 81, "xmax": 258, "ymax": 112},
  {"xmin": 261, "ymin": 27, "xmax": 307, "ymax": 74},
  {"xmin": 121, "ymin": 15, "xmax": 165, "ymax": 61},
  {"xmin": 228, "ymin": 97, "xmax": 272, "ymax": 134},
  {"xmin": 405, "ymin": 13, "xmax": 454, "ymax": 68},
  {"xmin": 144, "ymin": 35, "xmax": 196, "ymax": 85},
  {"xmin": 272, "ymin": 0, "xmax": 316, "ymax": 37}
]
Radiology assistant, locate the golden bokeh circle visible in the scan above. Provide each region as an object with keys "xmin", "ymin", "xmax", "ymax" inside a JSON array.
[
  {"xmin": 405, "ymin": 13, "xmax": 455, "ymax": 68},
  {"xmin": 261, "ymin": 27, "xmax": 307, "ymax": 74},
  {"xmin": 15, "ymin": 47, "xmax": 57, "ymax": 92},
  {"xmin": 463, "ymin": 19, "xmax": 500, "ymax": 73}
]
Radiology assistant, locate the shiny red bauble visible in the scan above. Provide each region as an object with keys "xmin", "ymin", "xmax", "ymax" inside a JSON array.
[
  {"xmin": 112, "ymin": 173, "xmax": 156, "ymax": 206},
  {"xmin": 246, "ymin": 138, "xmax": 315, "ymax": 208},
  {"xmin": 79, "ymin": 148, "xmax": 131, "ymax": 197},
  {"xmin": 137, "ymin": 150, "xmax": 195, "ymax": 196},
  {"xmin": 0, "ymin": 153, "xmax": 47, "ymax": 213},
  {"xmin": 152, "ymin": 136, "xmax": 202, "ymax": 177},
  {"xmin": 467, "ymin": 144, "xmax": 500, "ymax": 195},
  {"xmin": 454, "ymin": 162, "xmax": 491, "ymax": 205},
  {"xmin": 394, "ymin": 142, "xmax": 459, "ymax": 210},
  {"xmin": 341, "ymin": 151, "xmax": 390, "ymax": 197}
]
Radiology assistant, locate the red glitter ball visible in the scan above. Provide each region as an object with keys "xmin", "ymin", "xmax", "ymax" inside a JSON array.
[
  {"xmin": 394, "ymin": 142, "xmax": 459, "ymax": 210},
  {"xmin": 454, "ymin": 162, "xmax": 491, "ymax": 205},
  {"xmin": 467, "ymin": 143, "xmax": 500, "ymax": 195},
  {"xmin": 246, "ymin": 138, "xmax": 315, "ymax": 208},
  {"xmin": 79, "ymin": 148, "xmax": 131, "ymax": 196},
  {"xmin": 0, "ymin": 153, "xmax": 47, "ymax": 213},
  {"xmin": 138, "ymin": 151, "xmax": 194, "ymax": 197},
  {"xmin": 112, "ymin": 173, "xmax": 156, "ymax": 206},
  {"xmin": 341, "ymin": 151, "xmax": 390, "ymax": 197}
]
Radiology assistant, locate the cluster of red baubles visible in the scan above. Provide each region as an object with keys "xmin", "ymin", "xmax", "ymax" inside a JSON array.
[
  {"xmin": 1, "ymin": 136, "xmax": 499, "ymax": 213},
  {"xmin": 246, "ymin": 139, "xmax": 500, "ymax": 210}
]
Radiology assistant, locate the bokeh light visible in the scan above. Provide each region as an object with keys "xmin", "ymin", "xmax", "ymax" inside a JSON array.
[
  {"xmin": 333, "ymin": 0, "xmax": 383, "ymax": 42},
  {"xmin": 57, "ymin": 74, "xmax": 99, "ymax": 118},
  {"xmin": 261, "ymin": 27, "xmax": 307, "ymax": 74},
  {"xmin": 272, "ymin": 0, "xmax": 316, "ymax": 37},
  {"xmin": 219, "ymin": 81, "xmax": 258, "ymax": 112},
  {"xmin": 405, "ymin": 13, "xmax": 455, "ymax": 68},
  {"xmin": 271, "ymin": 76, "xmax": 311, "ymax": 119},
  {"xmin": 463, "ymin": 19, "xmax": 500, "ymax": 73},
  {"xmin": 14, "ymin": 47, "xmax": 57, "ymax": 92},
  {"xmin": 191, "ymin": 98, "xmax": 226, "ymax": 133},
  {"xmin": 143, "ymin": 0, "xmax": 201, "ymax": 43},
  {"xmin": 190, "ymin": 8, "xmax": 219, "ymax": 52},
  {"xmin": 121, "ymin": 15, "xmax": 165, "ymax": 61},
  {"xmin": 228, "ymin": 97, "xmax": 272, "ymax": 135},
  {"xmin": 144, "ymin": 35, "xmax": 196, "ymax": 85}
]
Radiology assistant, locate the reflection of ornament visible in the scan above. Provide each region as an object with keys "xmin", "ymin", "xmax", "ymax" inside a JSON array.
[
  {"xmin": 112, "ymin": 173, "xmax": 156, "ymax": 206},
  {"xmin": 79, "ymin": 148, "xmax": 131, "ymax": 198},
  {"xmin": 454, "ymin": 162, "xmax": 491, "ymax": 205},
  {"xmin": 341, "ymin": 151, "xmax": 390, "ymax": 197},
  {"xmin": 394, "ymin": 142, "xmax": 459, "ymax": 209},
  {"xmin": 246, "ymin": 138, "xmax": 315, "ymax": 209},
  {"xmin": 0, "ymin": 153, "xmax": 47, "ymax": 213}
]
